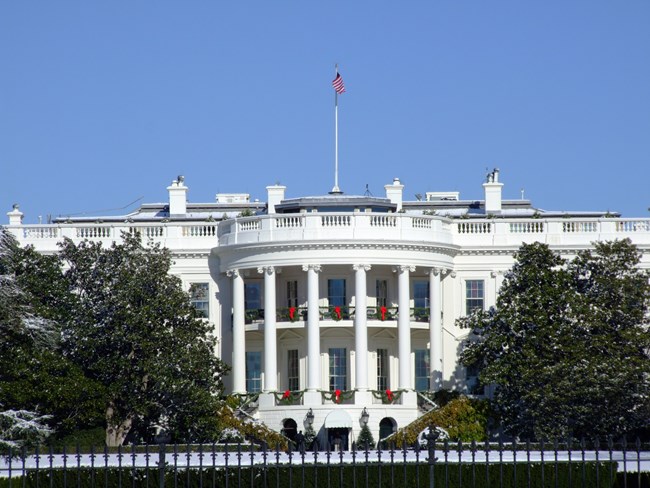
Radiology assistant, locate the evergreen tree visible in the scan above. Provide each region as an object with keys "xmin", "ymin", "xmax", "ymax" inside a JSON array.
[
  {"xmin": 356, "ymin": 425, "xmax": 375, "ymax": 449},
  {"xmin": 460, "ymin": 239, "xmax": 650, "ymax": 440},
  {"xmin": 57, "ymin": 233, "xmax": 228, "ymax": 446}
]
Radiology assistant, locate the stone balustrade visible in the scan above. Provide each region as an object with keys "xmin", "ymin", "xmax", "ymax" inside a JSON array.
[{"xmin": 7, "ymin": 216, "xmax": 650, "ymax": 252}]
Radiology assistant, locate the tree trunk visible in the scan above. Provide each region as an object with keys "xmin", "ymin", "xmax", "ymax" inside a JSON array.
[{"xmin": 105, "ymin": 404, "xmax": 133, "ymax": 447}]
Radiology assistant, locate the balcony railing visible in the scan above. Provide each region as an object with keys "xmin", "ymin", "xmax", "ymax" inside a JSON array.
[
  {"xmin": 244, "ymin": 306, "xmax": 433, "ymax": 325},
  {"xmin": 9, "ymin": 216, "xmax": 650, "ymax": 252}
]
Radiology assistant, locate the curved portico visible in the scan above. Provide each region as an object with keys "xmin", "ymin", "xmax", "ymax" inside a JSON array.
[{"xmin": 214, "ymin": 210, "xmax": 457, "ymax": 412}]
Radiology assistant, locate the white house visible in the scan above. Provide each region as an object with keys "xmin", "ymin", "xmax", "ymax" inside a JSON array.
[{"xmin": 6, "ymin": 170, "xmax": 650, "ymax": 447}]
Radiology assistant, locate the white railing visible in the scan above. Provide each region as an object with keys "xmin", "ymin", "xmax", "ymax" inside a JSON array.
[
  {"xmin": 130, "ymin": 226, "xmax": 165, "ymax": 239},
  {"xmin": 412, "ymin": 217, "xmax": 432, "ymax": 229},
  {"xmin": 276, "ymin": 215, "xmax": 304, "ymax": 228},
  {"xmin": 238, "ymin": 220, "xmax": 260, "ymax": 232},
  {"xmin": 562, "ymin": 221, "xmax": 598, "ymax": 233},
  {"xmin": 182, "ymin": 224, "xmax": 218, "ymax": 237},
  {"xmin": 509, "ymin": 221, "xmax": 544, "ymax": 233},
  {"xmin": 23, "ymin": 226, "xmax": 59, "ymax": 239},
  {"xmin": 616, "ymin": 220, "xmax": 650, "ymax": 232},
  {"xmin": 8, "ymin": 216, "xmax": 650, "ymax": 253},
  {"xmin": 370, "ymin": 215, "xmax": 397, "ymax": 227},
  {"xmin": 457, "ymin": 222, "xmax": 492, "ymax": 234},
  {"xmin": 76, "ymin": 226, "xmax": 111, "ymax": 239},
  {"xmin": 322, "ymin": 215, "xmax": 351, "ymax": 227}
]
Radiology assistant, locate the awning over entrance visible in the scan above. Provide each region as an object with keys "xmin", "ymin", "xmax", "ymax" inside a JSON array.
[{"xmin": 324, "ymin": 410, "xmax": 353, "ymax": 428}]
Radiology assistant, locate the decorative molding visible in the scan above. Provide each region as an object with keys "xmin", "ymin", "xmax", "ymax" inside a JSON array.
[
  {"xmin": 257, "ymin": 266, "xmax": 282, "ymax": 275},
  {"xmin": 352, "ymin": 264, "xmax": 372, "ymax": 272},
  {"xmin": 226, "ymin": 269, "xmax": 240, "ymax": 278},
  {"xmin": 302, "ymin": 264, "xmax": 322, "ymax": 272},
  {"xmin": 392, "ymin": 265, "xmax": 416, "ymax": 273},
  {"xmin": 220, "ymin": 241, "xmax": 460, "ymax": 258}
]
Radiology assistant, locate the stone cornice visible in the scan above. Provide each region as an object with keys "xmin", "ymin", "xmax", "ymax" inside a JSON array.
[{"xmin": 216, "ymin": 240, "xmax": 459, "ymax": 257}]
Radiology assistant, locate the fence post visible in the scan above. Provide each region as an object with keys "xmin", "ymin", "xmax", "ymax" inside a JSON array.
[{"xmin": 158, "ymin": 443, "xmax": 166, "ymax": 488}]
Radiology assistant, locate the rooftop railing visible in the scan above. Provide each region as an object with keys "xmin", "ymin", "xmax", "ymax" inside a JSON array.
[{"xmin": 7, "ymin": 216, "xmax": 650, "ymax": 251}]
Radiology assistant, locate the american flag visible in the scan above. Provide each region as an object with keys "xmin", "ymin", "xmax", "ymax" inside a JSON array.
[{"xmin": 332, "ymin": 73, "xmax": 346, "ymax": 94}]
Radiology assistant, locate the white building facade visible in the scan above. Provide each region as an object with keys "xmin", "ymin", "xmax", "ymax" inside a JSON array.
[{"xmin": 6, "ymin": 171, "xmax": 650, "ymax": 447}]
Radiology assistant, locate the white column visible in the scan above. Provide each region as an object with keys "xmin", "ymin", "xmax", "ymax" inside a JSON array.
[
  {"xmin": 396, "ymin": 265, "xmax": 414, "ymax": 390},
  {"xmin": 429, "ymin": 268, "xmax": 443, "ymax": 391},
  {"xmin": 228, "ymin": 269, "xmax": 246, "ymax": 394},
  {"xmin": 303, "ymin": 264, "xmax": 321, "ymax": 391},
  {"xmin": 260, "ymin": 266, "xmax": 278, "ymax": 392},
  {"xmin": 353, "ymin": 264, "xmax": 371, "ymax": 391}
]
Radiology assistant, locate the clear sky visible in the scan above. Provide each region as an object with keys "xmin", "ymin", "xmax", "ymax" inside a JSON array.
[{"xmin": 1, "ymin": 1, "xmax": 649, "ymax": 223}]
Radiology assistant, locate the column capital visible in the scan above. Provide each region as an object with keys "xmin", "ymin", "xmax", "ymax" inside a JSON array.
[
  {"xmin": 258, "ymin": 266, "xmax": 282, "ymax": 275},
  {"xmin": 226, "ymin": 269, "xmax": 240, "ymax": 278},
  {"xmin": 429, "ymin": 267, "xmax": 441, "ymax": 276},
  {"xmin": 490, "ymin": 270, "xmax": 504, "ymax": 278},
  {"xmin": 450, "ymin": 271, "xmax": 457, "ymax": 278},
  {"xmin": 392, "ymin": 265, "xmax": 415, "ymax": 273},
  {"xmin": 302, "ymin": 264, "xmax": 322, "ymax": 273},
  {"xmin": 352, "ymin": 264, "xmax": 372, "ymax": 272}
]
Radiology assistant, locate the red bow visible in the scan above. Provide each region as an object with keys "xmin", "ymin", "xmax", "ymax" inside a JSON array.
[
  {"xmin": 386, "ymin": 389, "xmax": 394, "ymax": 401},
  {"xmin": 380, "ymin": 306, "xmax": 387, "ymax": 321},
  {"xmin": 289, "ymin": 307, "xmax": 296, "ymax": 320},
  {"xmin": 283, "ymin": 389, "xmax": 291, "ymax": 399},
  {"xmin": 334, "ymin": 306, "xmax": 342, "ymax": 320},
  {"xmin": 334, "ymin": 389, "xmax": 342, "ymax": 402}
]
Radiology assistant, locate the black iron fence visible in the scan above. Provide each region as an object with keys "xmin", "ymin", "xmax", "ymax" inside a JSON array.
[{"xmin": 1, "ymin": 438, "xmax": 649, "ymax": 487}]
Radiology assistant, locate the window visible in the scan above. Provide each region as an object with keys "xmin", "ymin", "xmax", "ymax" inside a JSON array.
[
  {"xmin": 287, "ymin": 280, "xmax": 298, "ymax": 308},
  {"xmin": 246, "ymin": 351, "xmax": 262, "ymax": 392},
  {"xmin": 189, "ymin": 283, "xmax": 209, "ymax": 318},
  {"xmin": 329, "ymin": 348, "xmax": 347, "ymax": 391},
  {"xmin": 465, "ymin": 280, "xmax": 484, "ymax": 314},
  {"xmin": 414, "ymin": 349, "xmax": 429, "ymax": 391},
  {"xmin": 466, "ymin": 364, "xmax": 485, "ymax": 395},
  {"xmin": 376, "ymin": 280, "xmax": 388, "ymax": 307},
  {"xmin": 245, "ymin": 282, "xmax": 262, "ymax": 310},
  {"xmin": 414, "ymin": 281, "xmax": 429, "ymax": 309},
  {"xmin": 328, "ymin": 279, "xmax": 346, "ymax": 307},
  {"xmin": 377, "ymin": 348, "xmax": 388, "ymax": 391},
  {"xmin": 287, "ymin": 349, "xmax": 299, "ymax": 391}
]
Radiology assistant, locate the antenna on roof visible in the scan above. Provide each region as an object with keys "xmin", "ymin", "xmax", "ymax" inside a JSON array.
[
  {"xmin": 364, "ymin": 184, "xmax": 373, "ymax": 197},
  {"xmin": 520, "ymin": 188, "xmax": 525, "ymax": 200},
  {"xmin": 415, "ymin": 193, "xmax": 422, "ymax": 201}
]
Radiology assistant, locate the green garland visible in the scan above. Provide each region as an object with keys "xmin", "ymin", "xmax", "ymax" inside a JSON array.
[
  {"xmin": 371, "ymin": 389, "xmax": 403, "ymax": 404},
  {"xmin": 273, "ymin": 389, "xmax": 305, "ymax": 406},
  {"xmin": 321, "ymin": 389, "xmax": 355, "ymax": 404}
]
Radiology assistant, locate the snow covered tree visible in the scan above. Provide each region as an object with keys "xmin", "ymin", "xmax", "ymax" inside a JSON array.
[
  {"xmin": 0, "ymin": 229, "xmax": 105, "ymax": 443},
  {"xmin": 57, "ymin": 233, "xmax": 228, "ymax": 446},
  {"xmin": 460, "ymin": 240, "xmax": 650, "ymax": 441}
]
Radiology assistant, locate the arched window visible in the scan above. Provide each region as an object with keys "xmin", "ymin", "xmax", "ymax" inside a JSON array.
[
  {"xmin": 379, "ymin": 417, "xmax": 396, "ymax": 442},
  {"xmin": 282, "ymin": 418, "xmax": 298, "ymax": 441}
]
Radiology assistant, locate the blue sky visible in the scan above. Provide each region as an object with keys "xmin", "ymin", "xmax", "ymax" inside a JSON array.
[{"xmin": 1, "ymin": 1, "xmax": 649, "ymax": 223}]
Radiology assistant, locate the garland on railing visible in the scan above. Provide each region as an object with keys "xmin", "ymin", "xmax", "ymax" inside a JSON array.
[
  {"xmin": 371, "ymin": 389, "xmax": 403, "ymax": 404},
  {"xmin": 273, "ymin": 389, "xmax": 305, "ymax": 405},
  {"xmin": 332, "ymin": 306, "xmax": 342, "ymax": 321},
  {"xmin": 321, "ymin": 389, "xmax": 355, "ymax": 404},
  {"xmin": 379, "ymin": 306, "xmax": 387, "ymax": 321}
]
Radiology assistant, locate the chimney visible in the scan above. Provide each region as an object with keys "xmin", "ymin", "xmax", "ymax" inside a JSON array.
[
  {"xmin": 266, "ymin": 184, "xmax": 286, "ymax": 214},
  {"xmin": 167, "ymin": 176, "xmax": 188, "ymax": 215},
  {"xmin": 7, "ymin": 204, "xmax": 23, "ymax": 226},
  {"xmin": 385, "ymin": 177, "xmax": 404, "ymax": 211},
  {"xmin": 483, "ymin": 168, "xmax": 503, "ymax": 214}
]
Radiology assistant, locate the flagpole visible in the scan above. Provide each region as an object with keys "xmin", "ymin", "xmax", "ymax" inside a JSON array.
[{"xmin": 332, "ymin": 64, "xmax": 341, "ymax": 194}]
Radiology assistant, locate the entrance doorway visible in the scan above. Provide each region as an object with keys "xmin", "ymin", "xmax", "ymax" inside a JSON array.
[
  {"xmin": 327, "ymin": 427, "xmax": 349, "ymax": 451},
  {"xmin": 282, "ymin": 418, "xmax": 297, "ymax": 442},
  {"xmin": 379, "ymin": 417, "xmax": 397, "ymax": 443}
]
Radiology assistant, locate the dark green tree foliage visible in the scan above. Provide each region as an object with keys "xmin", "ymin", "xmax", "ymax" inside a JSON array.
[
  {"xmin": 460, "ymin": 239, "xmax": 650, "ymax": 440},
  {"xmin": 1, "ymin": 231, "xmax": 105, "ymax": 441},
  {"xmin": 57, "ymin": 233, "xmax": 228, "ymax": 446}
]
